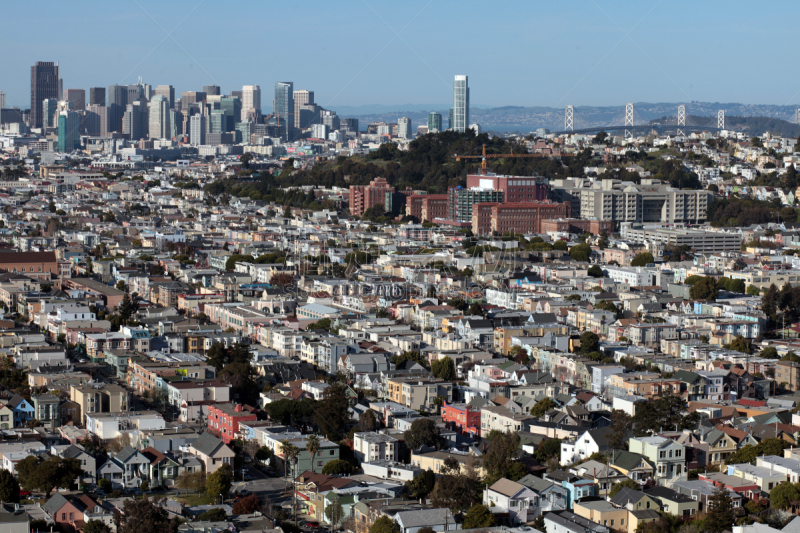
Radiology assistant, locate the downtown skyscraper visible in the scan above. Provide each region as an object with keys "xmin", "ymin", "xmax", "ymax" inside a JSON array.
[
  {"xmin": 241, "ymin": 85, "xmax": 261, "ymax": 121},
  {"xmin": 274, "ymin": 82, "xmax": 293, "ymax": 139},
  {"xmin": 453, "ymin": 75, "xmax": 469, "ymax": 132},
  {"xmin": 30, "ymin": 61, "xmax": 60, "ymax": 129}
]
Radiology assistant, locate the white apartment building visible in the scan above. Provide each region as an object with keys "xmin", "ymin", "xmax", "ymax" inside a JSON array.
[{"xmin": 353, "ymin": 432, "xmax": 398, "ymax": 463}]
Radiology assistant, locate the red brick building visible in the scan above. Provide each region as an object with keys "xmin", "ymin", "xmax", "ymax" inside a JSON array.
[
  {"xmin": 466, "ymin": 173, "xmax": 549, "ymax": 202},
  {"xmin": 472, "ymin": 201, "xmax": 571, "ymax": 236},
  {"xmin": 420, "ymin": 195, "xmax": 449, "ymax": 222},
  {"xmin": 0, "ymin": 251, "xmax": 69, "ymax": 280},
  {"xmin": 349, "ymin": 177, "xmax": 394, "ymax": 217},
  {"xmin": 208, "ymin": 403, "xmax": 257, "ymax": 444},
  {"xmin": 441, "ymin": 401, "xmax": 481, "ymax": 437}
]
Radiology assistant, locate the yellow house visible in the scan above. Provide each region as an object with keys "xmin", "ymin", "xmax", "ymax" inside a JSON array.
[
  {"xmin": 411, "ymin": 450, "xmax": 486, "ymax": 478},
  {"xmin": 574, "ymin": 500, "xmax": 629, "ymax": 533}
]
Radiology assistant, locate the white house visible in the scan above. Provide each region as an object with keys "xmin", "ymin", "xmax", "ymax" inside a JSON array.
[
  {"xmin": 353, "ymin": 432, "xmax": 398, "ymax": 463},
  {"xmin": 483, "ymin": 478, "xmax": 539, "ymax": 525},
  {"xmin": 560, "ymin": 427, "xmax": 612, "ymax": 466}
]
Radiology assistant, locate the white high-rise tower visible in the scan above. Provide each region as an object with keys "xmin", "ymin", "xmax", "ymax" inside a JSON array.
[
  {"xmin": 241, "ymin": 85, "xmax": 261, "ymax": 121},
  {"xmin": 453, "ymin": 75, "xmax": 469, "ymax": 132}
]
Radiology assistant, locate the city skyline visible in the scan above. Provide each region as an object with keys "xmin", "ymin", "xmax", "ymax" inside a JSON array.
[{"xmin": 1, "ymin": 1, "xmax": 799, "ymax": 110}]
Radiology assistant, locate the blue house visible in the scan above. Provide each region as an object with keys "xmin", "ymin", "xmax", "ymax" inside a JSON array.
[
  {"xmin": 544, "ymin": 469, "xmax": 596, "ymax": 509},
  {"xmin": 8, "ymin": 394, "xmax": 34, "ymax": 428}
]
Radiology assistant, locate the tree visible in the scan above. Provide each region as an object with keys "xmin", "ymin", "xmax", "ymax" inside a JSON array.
[
  {"xmin": 176, "ymin": 470, "xmax": 207, "ymax": 492},
  {"xmin": 569, "ymin": 242, "xmax": 592, "ymax": 262},
  {"xmin": 269, "ymin": 273, "xmax": 295, "ymax": 288},
  {"xmin": 609, "ymin": 479, "xmax": 638, "ymax": 498},
  {"xmin": 535, "ymin": 438, "xmax": 561, "ymax": 464},
  {"xmin": 630, "ymin": 252, "xmax": 654, "ymax": 267},
  {"xmin": 198, "ymin": 508, "xmax": 228, "ymax": 521},
  {"xmin": 580, "ymin": 331, "xmax": 600, "ymax": 354},
  {"xmin": 358, "ymin": 410, "xmax": 377, "ymax": 432},
  {"xmin": 729, "ymin": 335, "xmax": 750, "ymax": 354},
  {"xmin": 370, "ymin": 517, "xmax": 400, "ymax": 533},
  {"xmin": 324, "ymin": 498, "xmax": 344, "ymax": 528},
  {"xmin": 770, "ymin": 481, "xmax": 799, "ymax": 510},
  {"xmin": 553, "ymin": 240, "xmax": 568, "ymax": 251},
  {"xmin": 690, "ymin": 276, "xmax": 719, "ymax": 300},
  {"xmin": 240, "ymin": 152, "xmax": 253, "ymax": 170},
  {"xmin": 406, "ymin": 469, "xmax": 436, "ymax": 499},
  {"xmin": 0, "ymin": 469, "xmax": 20, "ymax": 503},
  {"xmin": 747, "ymin": 284, "xmax": 761, "ymax": 296},
  {"xmin": 530, "ymin": 397, "xmax": 557, "ymax": 418},
  {"xmin": 706, "ymin": 485, "xmax": 735, "ymax": 533},
  {"xmin": 115, "ymin": 280, "xmax": 127, "ymax": 291},
  {"xmin": 314, "ymin": 383, "xmax": 349, "ymax": 441},
  {"xmin": 116, "ymin": 498, "xmax": 179, "ymax": 533},
  {"xmin": 482, "ymin": 431, "xmax": 524, "ymax": 486},
  {"xmin": 306, "ymin": 435, "xmax": 320, "ymax": 474},
  {"xmin": 403, "ymin": 418, "xmax": 440, "ymax": 450},
  {"xmin": 322, "ymin": 460, "xmax": 354, "ymax": 475},
  {"xmin": 83, "ymin": 520, "xmax": 110, "ymax": 533},
  {"xmin": 232, "ymin": 494, "xmax": 260, "ymax": 514},
  {"xmin": 725, "ymin": 438, "xmax": 787, "ymax": 465},
  {"xmin": 598, "ymin": 232, "xmax": 609, "ymax": 250},
  {"xmin": 587, "ymin": 265, "xmax": 603, "ymax": 278},
  {"xmin": 467, "ymin": 302, "xmax": 483, "ymax": 316},
  {"xmin": 16, "ymin": 456, "xmax": 82, "ymax": 493},
  {"xmin": 607, "ymin": 410, "xmax": 632, "ymax": 450},
  {"xmin": 206, "ymin": 463, "xmax": 233, "ymax": 501},
  {"xmin": 760, "ymin": 347, "xmax": 779, "ymax": 359},
  {"xmin": 431, "ymin": 358, "xmax": 456, "ymax": 381},
  {"xmin": 462, "ymin": 504, "xmax": 495, "ymax": 529},
  {"xmin": 280, "ymin": 440, "xmax": 300, "ymax": 480}
]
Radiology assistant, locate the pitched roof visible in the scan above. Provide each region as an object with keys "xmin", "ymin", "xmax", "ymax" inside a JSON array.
[
  {"xmin": 611, "ymin": 450, "xmax": 652, "ymax": 471},
  {"xmin": 610, "ymin": 487, "xmax": 647, "ymax": 507},
  {"xmin": 42, "ymin": 493, "xmax": 70, "ymax": 517},
  {"xmin": 190, "ymin": 432, "xmax": 225, "ymax": 456},
  {"xmin": 489, "ymin": 478, "xmax": 526, "ymax": 497}
]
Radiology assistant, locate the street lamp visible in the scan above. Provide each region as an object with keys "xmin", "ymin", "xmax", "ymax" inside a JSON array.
[{"xmin": 219, "ymin": 493, "xmax": 223, "ymax": 505}]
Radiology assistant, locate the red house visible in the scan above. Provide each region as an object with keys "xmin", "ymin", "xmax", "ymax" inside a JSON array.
[
  {"xmin": 441, "ymin": 401, "xmax": 481, "ymax": 437},
  {"xmin": 208, "ymin": 403, "xmax": 258, "ymax": 444}
]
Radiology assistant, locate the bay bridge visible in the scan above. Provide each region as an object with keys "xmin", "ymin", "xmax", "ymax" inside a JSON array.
[{"xmin": 553, "ymin": 104, "xmax": 726, "ymax": 136}]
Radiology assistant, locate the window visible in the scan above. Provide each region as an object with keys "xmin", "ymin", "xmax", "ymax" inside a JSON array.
[{"xmin": 621, "ymin": 519, "xmax": 625, "ymax": 526}]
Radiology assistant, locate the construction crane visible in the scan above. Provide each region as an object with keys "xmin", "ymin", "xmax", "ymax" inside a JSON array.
[{"xmin": 454, "ymin": 144, "xmax": 572, "ymax": 174}]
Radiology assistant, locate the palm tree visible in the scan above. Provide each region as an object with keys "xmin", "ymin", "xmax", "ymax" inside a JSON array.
[
  {"xmin": 306, "ymin": 435, "xmax": 320, "ymax": 474},
  {"xmin": 281, "ymin": 440, "xmax": 300, "ymax": 525}
]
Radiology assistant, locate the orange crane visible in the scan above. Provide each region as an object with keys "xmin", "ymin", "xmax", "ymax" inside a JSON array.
[{"xmin": 454, "ymin": 144, "xmax": 572, "ymax": 174}]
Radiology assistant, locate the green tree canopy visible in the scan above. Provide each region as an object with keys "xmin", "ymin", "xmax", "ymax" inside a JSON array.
[
  {"xmin": 462, "ymin": 505, "xmax": 496, "ymax": 529},
  {"xmin": 630, "ymin": 252, "xmax": 654, "ymax": 267},
  {"xmin": 770, "ymin": 481, "xmax": 800, "ymax": 510},
  {"xmin": 580, "ymin": 331, "xmax": 600, "ymax": 354},
  {"xmin": 690, "ymin": 276, "xmax": 719, "ymax": 300},
  {"xmin": 403, "ymin": 418, "xmax": 440, "ymax": 450},
  {"xmin": 370, "ymin": 516, "xmax": 400, "ymax": 533},
  {"xmin": 530, "ymin": 398, "xmax": 557, "ymax": 418},
  {"xmin": 609, "ymin": 479, "xmax": 638, "ymax": 498},
  {"xmin": 587, "ymin": 265, "xmax": 603, "ymax": 278},
  {"xmin": 431, "ymin": 357, "xmax": 456, "ymax": 381},
  {"xmin": 322, "ymin": 460, "xmax": 355, "ymax": 475},
  {"xmin": 116, "ymin": 498, "xmax": 179, "ymax": 533},
  {"xmin": 569, "ymin": 243, "xmax": 592, "ymax": 262},
  {"xmin": 205, "ymin": 463, "xmax": 233, "ymax": 501}
]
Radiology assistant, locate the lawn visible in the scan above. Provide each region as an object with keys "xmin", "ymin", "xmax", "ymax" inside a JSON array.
[{"xmin": 176, "ymin": 493, "xmax": 214, "ymax": 506}]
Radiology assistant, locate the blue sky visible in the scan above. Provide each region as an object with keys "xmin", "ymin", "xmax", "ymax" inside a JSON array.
[{"xmin": 2, "ymin": 0, "xmax": 799, "ymax": 110}]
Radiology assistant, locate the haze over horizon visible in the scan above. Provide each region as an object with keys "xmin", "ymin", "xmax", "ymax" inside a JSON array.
[{"xmin": 2, "ymin": 0, "xmax": 800, "ymax": 110}]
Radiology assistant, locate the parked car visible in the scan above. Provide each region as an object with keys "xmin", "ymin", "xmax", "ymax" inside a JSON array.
[
  {"xmin": 19, "ymin": 490, "xmax": 31, "ymax": 498},
  {"xmin": 303, "ymin": 522, "xmax": 319, "ymax": 529},
  {"xmin": 243, "ymin": 474, "xmax": 252, "ymax": 481}
]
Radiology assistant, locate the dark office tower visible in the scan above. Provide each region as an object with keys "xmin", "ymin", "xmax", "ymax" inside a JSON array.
[
  {"xmin": 123, "ymin": 102, "xmax": 146, "ymax": 140},
  {"xmin": 89, "ymin": 87, "xmax": 106, "ymax": 106},
  {"xmin": 274, "ymin": 82, "xmax": 293, "ymax": 138},
  {"xmin": 127, "ymin": 84, "xmax": 144, "ymax": 105},
  {"xmin": 181, "ymin": 91, "xmax": 206, "ymax": 112},
  {"xmin": 108, "ymin": 84, "xmax": 127, "ymax": 132},
  {"xmin": 230, "ymin": 90, "xmax": 242, "ymax": 101},
  {"xmin": 30, "ymin": 61, "xmax": 60, "ymax": 129},
  {"xmin": 220, "ymin": 96, "xmax": 241, "ymax": 132},
  {"xmin": 341, "ymin": 118, "xmax": 359, "ymax": 134},
  {"xmin": 203, "ymin": 85, "xmax": 220, "ymax": 96},
  {"xmin": 293, "ymin": 90, "xmax": 313, "ymax": 129},
  {"xmin": 64, "ymin": 89, "xmax": 85, "ymax": 111}
]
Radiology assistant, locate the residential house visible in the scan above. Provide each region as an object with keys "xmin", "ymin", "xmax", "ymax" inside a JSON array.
[
  {"xmin": 628, "ymin": 436, "xmax": 686, "ymax": 482},
  {"xmin": 483, "ymin": 478, "xmax": 538, "ymax": 525},
  {"xmin": 188, "ymin": 432, "xmax": 235, "ymax": 474}
]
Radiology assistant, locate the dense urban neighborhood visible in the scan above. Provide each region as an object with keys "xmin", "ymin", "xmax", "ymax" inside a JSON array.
[{"xmin": 5, "ymin": 66, "xmax": 800, "ymax": 533}]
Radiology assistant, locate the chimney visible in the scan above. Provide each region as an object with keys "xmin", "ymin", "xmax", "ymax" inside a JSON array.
[{"xmin": 235, "ymin": 404, "xmax": 243, "ymax": 412}]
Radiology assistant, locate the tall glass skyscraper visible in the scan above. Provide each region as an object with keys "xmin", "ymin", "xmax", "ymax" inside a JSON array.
[
  {"xmin": 220, "ymin": 96, "xmax": 241, "ymax": 132},
  {"xmin": 428, "ymin": 112, "xmax": 442, "ymax": 132},
  {"xmin": 57, "ymin": 110, "xmax": 81, "ymax": 152},
  {"xmin": 30, "ymin": 61, "xmax": 60, "ymax": 129},
  {"xmin": 149, "ymin": 95, "xmax": 171, "ymax": 139},
  {"xmin": 274, "ymin": 82, "xmax": 294, "ymax": 139},
  {"xmin": 453, "ymin": 75, "xmax": 469, "ymax": 132}
]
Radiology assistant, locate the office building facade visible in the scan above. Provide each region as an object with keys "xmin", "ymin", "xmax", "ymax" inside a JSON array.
[
  {"xmin": 31, "ymin": 62, "xmax": 60, "ymax": 129},
  {"xmin": 471, "ymin": 201, "xmax": 571, "ymax": 236},
  {"xmin": 85, "ymin": 104, "xmax": 109, "ymax": 136},
  {"xmin": 148, "ymin": 95, "xmax": 171, "ymax": 139},
  {"xmin": 453, "ymin": 75, "xmax": 469, "ymax": 132},
  {"xmin": 108, "ymin": 84, "xmax": 127, "ymax": 133},
  {"xmin": 241, "ymin": 85, "xmax": 261, "ymax": 121},
  {"xmin": 0, "ymin": 92, "xmax": 5, "ymax": 109},
  {"xmin": 181, "ymin": 91, "xmax": 206, "ymax": 112},
  {"xmin": 341, "ymin": 118, "xmax": 359, "ymax": 134},
  {"xmin": 293, "ymin": 90, "xmax": 313, "ymax": 128},
  {"xmin": 349, "ymin": 178, "xmax": 395, "ymax": 217},
  {"xmin": 203, "ymin": 85, "xmax": 220, "ymax": 96},
  {"xmin": 190, "ymin": 114, "xmax": 206, "ymax": 145},
  {"xmin": 220, "ymin": 97, "xmax": 241, "ymax": 132},
  {"xmin": 123, "ymin": 102, "xmax": 146, "ymax": 141},
  {"xmin": 398, "ymin": 117, "xmax": 412, "ymax": 139},
  {"xmin": 154, "ymin": 85, "xmax": 175, "ymax": 108},
  {"xmin": 42, "ymin": 99, "xmax": 58, "ymax": 129},
  {"xmin": 448, "ymin": 187, "xmax": 504, "ymax": 222},
  {"xmin": 63, "ymin": 89, "xmax": 85, "ymax": 111},
  {"xmin": 466, "ymin": 173, "xmax": 550, "ymax": 202}
]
